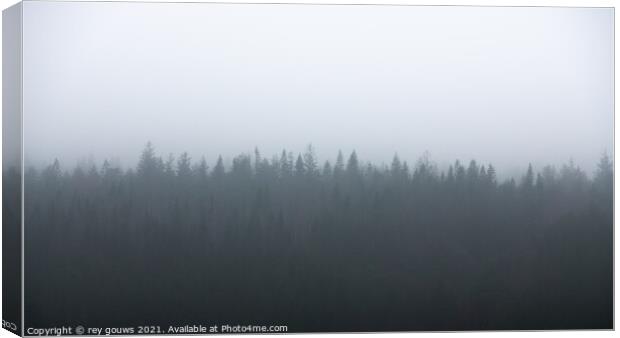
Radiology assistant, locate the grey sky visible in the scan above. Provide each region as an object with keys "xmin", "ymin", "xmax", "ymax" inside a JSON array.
[{"xmin": 21, "ymin": 2, "xmax": 613, "ymax": 176}]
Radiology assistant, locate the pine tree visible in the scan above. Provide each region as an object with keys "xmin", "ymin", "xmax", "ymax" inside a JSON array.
[
  {"xmin": 137, "ymin": 142, "xmax": 163, "ymax": 178},
  {"xmin": 254, "ymin": 147, "xmax": 262, "ymax": 173},
  {"xmin": 232, "ymin": 154, "xmax": 252, "ymax": 178},
  {"xmin": 334, "ymin": 150, "xmax": 345, "ymax": 178},
  {"xmin": 454, "ymin": 160, "xmax": 466, "ymax": 183},
  {"xmin": 194, "ymin": 156, "xmax": 209, "ymax": 180},
  {"xmin": 593, "ymin": 153, "xmax": 613, "ymax": 205},
  {"xmin": 295, "ymin": 154, "xmax": 305, "ymax": 176},
  {"xmin": 535, "ymin": 173, "xmax": 544, "ymax": 192},
  {"xmin": 280, "ymin": 150, "xmax": 292, "ymax": 177},
  {"xmin": 346, "ymin": 151, "xmax": 359, "ymax": 175},
  {"xmin": 212, "ymin": 155, "xmax": 225, "ymax": 180},
  {"xmin": 522, "ymin": 163, "xmax": 534, "ymax": 190},
  {"xmin": 446, "ymin": 165, "xmax": 455, "ymax": 184},
  {"xmin": 303, "ymin": 144, "xmax": 318, "ymax": 177},
  {"xmin": 177, "ymin": 152, "xmax": 192, "ymax": 178},
  {"xmin": 164, "ymin": 154, "xmax": 176, "ymax": 177},
  {"xmin": 391, "ymin": 154, "xmax": 402, "ymax": 176},
  {"xmin": 101, "ymin": 159, "xmax": 111, "ymax": 177},
  {"xmin": 595, "ymin": 153, "xmax": 613, "ymax": 185},
  {"xmin": 402, "ymin": 161, "xmax": 410, "ymax": 178},
  {"xmin": 486, "ymin": 164, "xmax": 496, "ymax": 185},
  {"xmin": 43, "ymin": 158, "xmax": 62, "ymax": 181},
  {"xmin": 467, "ymin": 160, "xmax": 479, "ymax": 183},
  {"xmin": 322, "ymin": 160, "xmax": 333, "ymax": 177}
]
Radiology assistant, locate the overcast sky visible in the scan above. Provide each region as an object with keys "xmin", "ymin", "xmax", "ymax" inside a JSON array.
[{"xmin": 22, "ymin": 2, "xmax": 613, "ymax": 176}]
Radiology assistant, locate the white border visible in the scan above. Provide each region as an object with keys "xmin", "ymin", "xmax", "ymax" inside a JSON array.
[{"xmin": 1, "ymin": 0, "xmax": 614, "ymax": 5}]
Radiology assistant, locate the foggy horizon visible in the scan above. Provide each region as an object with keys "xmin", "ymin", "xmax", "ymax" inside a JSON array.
[
  {"xmin": 20, "ymin": 2, "xmax": 613, "ymax": 177},
  {"xmin": 22, "ymin": 141, "xmax": 612, "ymax": 182}
]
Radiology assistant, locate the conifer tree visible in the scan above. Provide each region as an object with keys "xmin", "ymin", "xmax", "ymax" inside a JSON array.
[
  {"xmin": 303, "ymin": 144, "xmax": 318, "ymax": 177},
  {"xmin": 323, "ymin": 160, "xmax": 333, "ymax": 177},
  {"xmin": 334, "ymin": 150, "xmax": 345, "ymax": 178},
  {"xmin": 295, "ymin": 154, "xmax": 305, "ymax": 176},
  {"xmin": 212, "ymin": 155, "xmax": 225, "ymax": 180},
  {"xmin": 346, "ymin": 151, "xmax": 359, "ymax": 175}
]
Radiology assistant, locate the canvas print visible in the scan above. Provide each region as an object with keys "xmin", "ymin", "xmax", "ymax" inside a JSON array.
[{"xmin": 2, "ymin": 1, "xmax": 614, "ymax": 335}]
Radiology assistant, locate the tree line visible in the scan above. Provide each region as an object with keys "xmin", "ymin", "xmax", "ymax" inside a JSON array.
[{"xmin": 22, "ymin": 142, "xmax": 613, "ymax": 331}]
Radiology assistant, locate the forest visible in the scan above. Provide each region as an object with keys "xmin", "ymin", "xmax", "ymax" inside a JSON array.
[{"xmin": 18, "ymin": 142, "xmax": 613, "ymax": 331}]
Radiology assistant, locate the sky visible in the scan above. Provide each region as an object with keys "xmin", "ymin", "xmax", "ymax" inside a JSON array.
[{"xmin": 21, "ymin": 2, "xmax": 613, "ymax": 177}]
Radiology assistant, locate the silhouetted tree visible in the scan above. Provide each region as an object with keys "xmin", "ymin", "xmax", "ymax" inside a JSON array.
[
  {"xmin": 177, "ymin": 152, "xmax": 192, "ymax": 178},
  {"xmin": 522, "ymin": 163, "xmax": 534, "ymax": 190},
  {"xmin": 212, "ymin": 155, "xmax": 225, "ymax": 181},
  {"xmin": 280, "ymin": 150, "xmax": 292, "ymax": 177},
  {"xmin": 295, "ymin": 154, "xmax": 305, "ymax": 177},
  {"xmin": 346, "ymin": 151, "xmax": 359, "ymax": 175},
  {"xmin": 137, "ymin": 142, "xmax": 163, "ymax": 179},
  {"xmin": 303, "ymin": 144, "xmax": 318, "ymax": 177},
  {"xmin": 194, "ymin": 156, "xmax": 209, "ymax": 181},
  {"xmin": 334, "ymin": 150, "xmax": 345, "ymax": 179},
  {"xmin": 486, "ymin": 164, "xmax": 497, "ymax": 185},
  {"xmin": 323, "ymin": 160, "xmax": 333, "ymax": 178}
]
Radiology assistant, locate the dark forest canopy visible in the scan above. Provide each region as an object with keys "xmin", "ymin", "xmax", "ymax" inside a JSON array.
[{"xmin": 19, "ymin": 142, "xmax": 613, "ymax": 331}]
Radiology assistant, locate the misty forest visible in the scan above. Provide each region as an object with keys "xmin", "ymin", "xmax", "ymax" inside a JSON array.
[{"xmin": 16, "ymin": 142, "xmax": 612, "ymax": 331}]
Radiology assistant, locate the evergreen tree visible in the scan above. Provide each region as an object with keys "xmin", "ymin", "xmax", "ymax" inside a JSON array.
[
  {"xmin": 303, "ymin": 144, "xmax": 318, "ymax": 177},
  {"xmin": 137, "ymin": 142, "xmax": 163, "ymax": 178},
  {"xmin": 593, "ymin": 153, "xmax": 613, "ymax": 206},
  {"xmin": 42, "ymin": 158, "xmax": 62, "ymax": 182},
  {"xmin": 594, "ymin": 153, "xmax": 613, "ymax": 186},
  {"xmin": 467, "ymin": 160, "xmax": 479, "ymax": 183},
  {"xmin": 254, "ymin": 147, "xmax": 262, "ymax": 172},
  {"xmin": 194, "ymin": 156, "xmax": 209, "ymax": 180},
  {"xmin": 295, "ymin": 154, "xmax": 305, "ymax": 177},
  {"xmin": 446, "ymin": 165, "xmax": 455, "ymax": 184},
  {"xmin": 346, "ymin": 151, "xmax": 359, "ymax": 175},
  {"xmin": 232, "ymin": 154, "xmax": 252, "ymax": 178},
  {"xmin": 486, "ymin": 164, "xmax": 497, "ymax": 185},
  {"xmin": 522, "ymin": 163, "xmax": 534, "ymax": 189},
  {"xmin": 334, "ymin": 150, "xmax": 345, "ymax": 178},
  {"xmin": 177, "ymin": 152, "xmax": 192, "ymax": 178},
  {"xmin": 280, "ymin": 150, "xmax": 292, "ymax": 177},
  {"xmin": 402, "ymin": 161, "xmax": 410, "ymax": 178},
  {"xmin": 212, "ymin": 155, "xmax": 225, "ymax": 180},
  {"xmin": 391, "ymin": 154, "xmax": 402, "ymax": 176},
  {"xmin": 164, "ymin": 154, "xmax": 176, "ymax": 177},
  {"xmin": 322, "ymin": 160, "xmax": 333, "ymax": 178},
  {"xmin": 455, "ymin": 160, "xmax": 466, "ymax": 183},
  {"xmin": 536, "ymin": 173, "xmax": 544, "ymax": 192}
]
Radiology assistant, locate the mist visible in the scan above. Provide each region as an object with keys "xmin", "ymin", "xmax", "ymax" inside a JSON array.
[{"xmin": 21, "ymin": 2, "xmax": 613, "ymax": 177}]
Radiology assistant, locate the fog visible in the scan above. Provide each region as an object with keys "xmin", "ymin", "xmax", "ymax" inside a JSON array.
[{"xmin": 21, "ymin": 2, "xmax": 613, "ymax": 176}]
